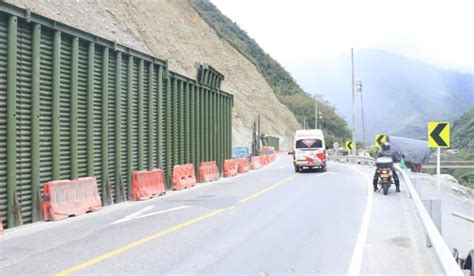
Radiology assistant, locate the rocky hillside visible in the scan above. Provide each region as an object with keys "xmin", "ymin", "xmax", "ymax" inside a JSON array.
[
  {"xmin": 191, "ymin": 0, "xmax": 351, "ymax": 145},
  {"xmin": 7, "ymin": 0, "xmax": 301, "ymax": 147}
]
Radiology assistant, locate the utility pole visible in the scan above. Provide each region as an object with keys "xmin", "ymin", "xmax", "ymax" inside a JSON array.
[
  {"xmin": 303, "ymin": 116, "xmax": 306, "ymax": 129},
  {"xmin": 257, "ymin": 114, "xmax": 261, "ymax": 155},
  {"xmin": 356, "ymin": 80, "xmax": 366, "ymax": 148},
  {"xmin": 351, "ymin": 48, "xmax": 356, "ymax": 155},
  {"xmin": 314, "ymin": 97, "xmax": 318, "ymax": 129}
]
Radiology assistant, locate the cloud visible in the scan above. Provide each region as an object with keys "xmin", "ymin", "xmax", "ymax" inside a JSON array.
[{"xmin": 211, "ymin": 0, "xmax": 474, "ymax": 73}]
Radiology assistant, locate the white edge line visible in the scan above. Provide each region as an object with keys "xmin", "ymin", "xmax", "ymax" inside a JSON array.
[
  {"xmin": 110, "ymin": 205, "xmax": 189, "ymax": 225},
  {"xmin": 346, "ymin": 165, "xmax": 374, "ymax": 276}
]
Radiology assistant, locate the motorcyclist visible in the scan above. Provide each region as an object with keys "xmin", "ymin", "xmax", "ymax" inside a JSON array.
[{"xmin": 373, "ymin": 142, "xmax": 400, "ymax": 192}]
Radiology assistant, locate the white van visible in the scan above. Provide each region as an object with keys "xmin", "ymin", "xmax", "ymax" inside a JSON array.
[{"xmin": 293, "ymin": 129, "xmax": 327, "ymax": 172}]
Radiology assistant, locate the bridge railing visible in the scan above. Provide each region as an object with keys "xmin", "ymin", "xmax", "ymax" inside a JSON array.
[{"xmin": 331, "ymin": 155, "xmax": 463, "ymax": 275}]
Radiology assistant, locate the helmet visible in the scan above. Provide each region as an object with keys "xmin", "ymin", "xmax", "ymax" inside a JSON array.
[{"xmin": 381, "ymin": 142, "xmax": 391, "ymax": 151}]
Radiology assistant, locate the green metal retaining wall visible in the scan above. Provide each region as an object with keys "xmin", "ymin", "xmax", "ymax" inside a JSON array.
[
  {"xmin": 0, "ymin": 3, "xmax": 233, "ymax": 229},
  {"xmin": 264, "ymin": 136, "xmax": 280, "ymax": 151}
]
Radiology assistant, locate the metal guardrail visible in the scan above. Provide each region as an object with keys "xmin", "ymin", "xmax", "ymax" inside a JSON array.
[
  {"xmin": 395, "ymin": 166, "xmax": 463, "ymax": 275},
  {"xmin": 425, "ymin": 165, "xmax": 474, "ymax": 169},
  {"xmin": 426, "ymin": 160, "xmax": 474, "ymax": 169},
  {"xmin": 452, "ymin": 211, "xmax": 474, "ymax": 223},
  {"xmin": 328, "ymin": 155, "xmax": 376, "ymax": 165},
  {"xmin": 331, "ymin": 155, "xmax": 463, "ymax": 275}
]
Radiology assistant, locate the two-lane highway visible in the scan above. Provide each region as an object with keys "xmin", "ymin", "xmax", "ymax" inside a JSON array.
[{"xmin": 0, "ymin": 155, "xmax": 432, "ymax": 274}]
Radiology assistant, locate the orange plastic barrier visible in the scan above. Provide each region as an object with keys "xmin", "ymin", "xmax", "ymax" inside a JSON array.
[
  {"xmin": 132, "ymin": 169, "xmax": 166, "ymax": 201},
  {"xmin": 42, "ymin": 177, "xmax": 102, "ymax": 221},
  {"xmin": 199, "ymin": 161, "xmax": 220, "ymax": 182},
  {"xmin": 223, "ymin": 159, "xmax": 238, "ymax": 177},
  {"xmin": 250, "ymin": 156, "xmax": 262, "ymax": 170},
  {"xmin": 260, "ymin": 155, "xmax": 270, "ymax": 166},
  {"xmin": 172, "ymin": 164, "xmax": 196, "ymax": 190},
  {"xmin": 269, "ymin": 154, "xmax": 277, "ymax": 162},
  {"xmin": 237, "ymin": 158, "xmax": 250, "ymax": 173}
]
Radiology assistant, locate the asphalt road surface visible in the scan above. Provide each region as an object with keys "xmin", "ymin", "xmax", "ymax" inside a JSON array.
[{"xmin": 0, "ymin": 155, "xmax": 433, "ymax": 275}]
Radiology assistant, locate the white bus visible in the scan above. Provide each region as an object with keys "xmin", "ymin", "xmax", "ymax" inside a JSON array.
[{"xmin": 292, "ymin": 129, "xmax": 327, "ymax": 172}]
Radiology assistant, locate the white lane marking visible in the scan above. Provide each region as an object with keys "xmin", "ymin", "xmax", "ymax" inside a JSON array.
[
  {"xmin": 346, "ymin": 166, "xmax": 374, "ymax": 276},
  {"xmin": 111, "ymin": 205, "xmax": 189, "ymax": 225},
  {"xmin": 312, "ymin": 171, "xmax": 336, "ymax": 177}
]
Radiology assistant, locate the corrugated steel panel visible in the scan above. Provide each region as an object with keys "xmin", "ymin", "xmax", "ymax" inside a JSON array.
[
  {"xmin": 142, "ymin": 62, "xmax": 149, "ymax": 169},
  {"xmin": 151, "ymin": 65, "xmax": 158, "ymax": 169},
  {"xmin": 77, "ymin": 41, "xmax": 88, "ymax": 178},
  {"xmin": 108, "ymin": 50, "xmax": 116, "ymax": 202},
  {"xmin": 0, "ymin": 15, "xmax": 8, "ymax": 227},
  {"xmin": 16, "ymin": 21, "xmax": 33, "ymax": 224},
  {"xmin": 93, "ymin": 44, "xmax": 103, "ymax": 196},
  {"xmin": 39, "ymin": 28, "xmax": 53, "ymax": 188},
  {"xmin": 132, "ymin": 58, "xmax": 139, "ymax": 172},
  {"xmin": 170, "ymin": 77, "xmax": 176, "ymax": 168},
  {"xmin": 178, "ymin": 80, "xmax": 184, "ymax": 164},
  {"xmin": 59, "ymin": 34, "xmax": 72, "ymax": 180},
  {"xmin": 120, "ymin": 55, "xmax": 128, "ymax": 196},
  {"xmin": 0, "ymin": 2, "xmax": 234, "ymax": 229}
]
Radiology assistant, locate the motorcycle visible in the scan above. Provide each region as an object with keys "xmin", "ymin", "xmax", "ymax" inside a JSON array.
[{"xmin": 375, "ymin": 157, "xmax": 394, "ymax": 195}]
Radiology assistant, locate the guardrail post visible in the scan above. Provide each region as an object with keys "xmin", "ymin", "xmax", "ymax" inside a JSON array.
[
  {"xmin": 414, "ymin": 178, "xmax": 423, "ymax": 198},
  {"xmin": 422, "ymin": 199, "xmax": 442, "ymax": 247}
]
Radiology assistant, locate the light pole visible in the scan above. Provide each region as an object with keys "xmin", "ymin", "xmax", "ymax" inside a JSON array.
[
  {"xmin": 351, "ymin": 48, "xmax": 356, "ymax": 155},
  {"xmin": 356, "ymin": 79, "xmax": 366, "ymax": 148}
]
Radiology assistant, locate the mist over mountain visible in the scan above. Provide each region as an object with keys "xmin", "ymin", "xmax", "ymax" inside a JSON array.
[{"xmin": 293, "ymin": 49, "xmax": 473, "ymax": 141}]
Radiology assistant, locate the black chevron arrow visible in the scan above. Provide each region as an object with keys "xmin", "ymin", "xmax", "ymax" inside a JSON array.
[
  {"xmin": 376, "ymin": 135, "xmax": 385, "ymax": 147},
  {"xmin": 347, "ymin": 142, "xmax": 352, "ymax": 150},
  {"xmin": 430, "ymin": 123, "xmax": 448, "ymax": 146}
]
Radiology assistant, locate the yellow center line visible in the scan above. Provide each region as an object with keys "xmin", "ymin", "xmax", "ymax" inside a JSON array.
[{"xmin": 56, "ymin": 173, "xmax": 299, "ymax": 275}]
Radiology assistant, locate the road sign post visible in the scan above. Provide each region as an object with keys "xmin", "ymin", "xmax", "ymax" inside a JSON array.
[
  {"xmin": 437, "ymin": 147, "xmax": 441, "ymax": 189},
  {"xmin": 428, "ymin": 122, "xmax": 450, "ymax": 190}
]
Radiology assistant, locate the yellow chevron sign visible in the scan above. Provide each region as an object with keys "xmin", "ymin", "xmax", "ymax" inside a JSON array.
[
  {"xmin": 428, "ymin": 122, "xmax": 450, "ymax": 148},
  {"xmin": 345, "ymin": 141, "xmax": 353, "ymax": 151},
  {"xmin": 375, "ymin": 134, "xmax": 388, "ymax": 148}
]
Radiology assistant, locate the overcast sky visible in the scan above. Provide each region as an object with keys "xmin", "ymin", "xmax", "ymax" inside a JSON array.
[{"xmin": 211, "ymin": 0, "xmax": 474, "ymax": 74}]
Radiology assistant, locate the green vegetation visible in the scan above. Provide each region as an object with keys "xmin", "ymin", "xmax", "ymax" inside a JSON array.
[
  {"xmin": 445, "ymin": 108, "xmax": 474, "ymax": 188},
  {"xmin": 191, "ymin": 0, "xmax": 351, "ymax": 145}
]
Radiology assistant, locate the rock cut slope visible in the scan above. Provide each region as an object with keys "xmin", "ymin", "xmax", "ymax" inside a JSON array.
[{"xmin": 7, "ymin": 0, "xmax": 300, "ymax": 146}]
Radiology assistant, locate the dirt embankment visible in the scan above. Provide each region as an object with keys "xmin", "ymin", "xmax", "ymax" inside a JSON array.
[{"xmin": 7, "ymin": 0, "xmax": 300, "ymax": 147}]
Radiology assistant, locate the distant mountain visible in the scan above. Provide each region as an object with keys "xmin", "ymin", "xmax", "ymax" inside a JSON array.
[{"xmin": 294, "ymin": 49, "xmax": 474, "ymax": 141}]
